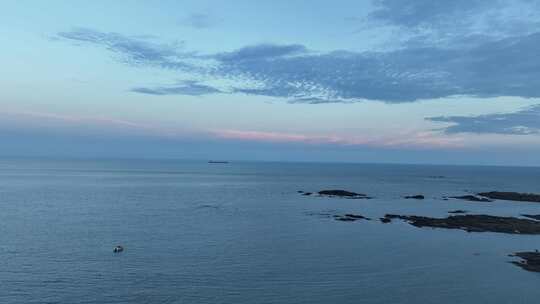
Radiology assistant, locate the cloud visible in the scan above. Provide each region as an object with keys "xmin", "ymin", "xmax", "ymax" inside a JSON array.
[
  {"xmin": 217, "ymin": 34, "xmax": 540, "ymax": 102},
  {"xmin": 131, "ymin": 81, "xmax": 222, "ymax": 96},
  {"xmin": 365, "ymin": 0, "xmax": 540, "ymax": 47},
  {"xmin": 427, "ymin": 105, "xmax": 540, "ymax": 135},
  {"xmin": 57, "ymin": 28, "xmax": 191, "ymax": 70},
  {"xmin": 216, "ymin": 44, "xmax": 308, "ymax": 62},
  {"xmin": 212, "ymin": 129, "xmax": 463, "ymax": 148},
  {"xmin": 179, "ymin": 13, "xmax": 220, "ymax": 29},
  {"xmin": 369, "ymin": 0, "xmax": 491, "ymax": 28},
  {"xmin": 58, "ymin": 21, "xmax": 540, "ymax": 103}
]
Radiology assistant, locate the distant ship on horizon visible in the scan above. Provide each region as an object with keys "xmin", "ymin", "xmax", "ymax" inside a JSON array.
[{"xmin": 208, "ymin": 160, "xmax": 230, "ymax": 164}]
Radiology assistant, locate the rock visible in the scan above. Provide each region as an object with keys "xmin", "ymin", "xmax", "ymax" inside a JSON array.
[
  {"xmin": 318, "ymin": 189, "xmax": 371, "ymax": 199},
  {"xmin": 477, "ymin": 191, "xmax": 540, "ymax": 203},
  {"xmin": 382, "ymin": 214, "xmax": 540, "ymax": 235},
  {"xmin": 345, "ymin": 213, "xmax": 370, "ymax": 220},
  {"xmin": 333, "ymin": 213, "xmax": 371, "ymax": 222},
  {"xmin": 302, "ymin": 192, "xmax": 312, "ymax": 196},
  {"xmin": 450, "ymin": 195, "xmax": 492, "ymax": 202},
  {"xmin": 510, "ymin": 251, "xmax": 540, "ymax": 272},
  {"xmin": 448, "ymin": 210, "xmax": 468, "ymax": 214},
  {"xmin": 522, "ymin": 214, "xmax": 540, "ymax": 221},
  {"xmin": 334, "ymin": 216, "xmax": 357, "ymax": 222},
  {"xmin": 305, "ymin": 211, "xmax": 333, "ymax": 219},
  {"xmin": 404, "ymin": 195, "xmax": 425, "ymax": 200},
  {"xmin": 298, "ymin": 190, "xmax": 304, "ymax": 193},
  {"xmin": 113, "ymin": 245, "xmax": 124, "ymax": 253},
  {"xmin": 380, "ymin": 217, "xmax": 392, "ymax": 223}
]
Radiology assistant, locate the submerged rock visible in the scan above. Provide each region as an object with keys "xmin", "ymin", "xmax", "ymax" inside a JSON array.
[
  {"xmin": 383, "ymin": 214, "xmax": 540, "ymax": 234},
  {"xmin": 302, "ymin": 192, "xmax": 313, "ymax": 196},
  {"xmin": 113, "ymin": 245, "xmax": 124, "ymax": 253},
  {"xmin": 380, "ymin": 217, "xmax": 392, "ymax": 223},
  {"xmin": 510, "ymin": 251, "xmax": 540, "ymax": 272},
  {"xmin": 318, "ymin": 190, "xmax": 371, "ymax": 199},
  {"xmin": 477, "ymin": 191, "xmax": 540, "ymax": 203},
  {"xmin": 450, "ymin": 195, "xmax": 492, "ymax": 202},
  {"xmin": 404, "ymin": 195, "xmax": 425, "ymax": 200}
]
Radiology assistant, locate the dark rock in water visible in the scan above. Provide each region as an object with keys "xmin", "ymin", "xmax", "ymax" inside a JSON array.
[
  {"xmin": 382, "ymin": 214, "xmax": 540, "ymax": 234},
  {"xmin": 510, "ymin": 251, "xmax": 540, "ymax": 272},
  {"xmin": 448, "ymin": 210, "xmax": 468, "ymax": 214},
  {"xmin": 334, "ymin": 215, "xmax": 357, "ymax": 222},
  {"xmin": 522, "ymin": 214, "xmax": 540, "ymax": 221},
  {"xmin": 298, "ymin": 190, "xmax": 304, "ymax": 193},
  {"xmin": 305, "ymin": 211, "xmax": 334, "ymax": 219},
  {"xmin": 345, "ymin": 214, "xmax": 370, "ymax": 220},
  {"xmin": 318, "ymin": 190, "xmax": 371, "ymax": 199},
  {"xmin": 380, "ymin": 217, "xmax": 392, "ymax": 223},
  {"xmin": 404, "ymin": 195, "xmax": 425, "ymax": 200},
  {"xmin": 113, "ymin": 245, "xmax": 124, "ymax": 253},
  {"xmin": 477, "ymin": 191, "xmax": 540, "ymax": 203},
  {"xmin": 333, "ymin": 214, "xmax": 371, "ymax": 222},
  {"xmin": 450, "ymin": 195, "xmax": 492, "ymax": 202},
  {"xmin": 302, "ymin": 192, "xmax": 312, "ymax": 196},
  {"xmin": 306, "ymin": 211, "xmax": 370, "ymax": 222}
]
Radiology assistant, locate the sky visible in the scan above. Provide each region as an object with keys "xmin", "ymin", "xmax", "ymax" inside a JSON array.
[{"xmin": 2, "ymin": 0, "xmax": 540, "ymax": 166}]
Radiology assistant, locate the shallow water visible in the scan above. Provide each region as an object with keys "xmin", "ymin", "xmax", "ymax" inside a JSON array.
[{"xmin": 1, "ymin": 159, "xmax": 540, "ymax": 303}]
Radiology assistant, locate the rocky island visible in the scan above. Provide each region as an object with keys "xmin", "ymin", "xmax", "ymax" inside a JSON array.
[
  {"xmin": 317, "ymin": 190, "xmax": 372, "ymax": 199},
  {"xmin": 477, "ymin": 191, "xmax": 540, "ymax": 203},
  {"xmin": 383, "ymin": 214, "xmax": 540, "ymax": 234},
  {"xmin": 522, "ymin": 214, "xmax": 540, "ymax": 221},
  {"xmin": 510, "ymin": 251, "xmax": 540, "ymax": 272}
]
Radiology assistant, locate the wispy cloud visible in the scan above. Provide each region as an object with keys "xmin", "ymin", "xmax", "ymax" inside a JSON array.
[
  {"xmin": 427, "ymin": 105, "xmax": 540, "ymax": 135},
  {"xmin": 0, "ymin": 110, "xmax": 188, "ymax": 139},
  {"xmin": 57, "ymin": 28, "xmax": 191, "ymax": 70},
  {"xmin": 131, "ymin": 81, "xmax": 222, "ymax": 96},
  {"xmin": 179, "ymin": 13, "xmax": 220, "ymax": 29},
  {"xmin": 211, "ymin": 129, "xmax": 464, "ymax": 149},
  {"xmin": 216, "ymin": 44, "xmax": 308, "ymax": 62}
]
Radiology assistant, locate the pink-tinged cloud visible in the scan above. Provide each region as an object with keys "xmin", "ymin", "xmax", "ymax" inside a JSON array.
[
  {"xmin": 211, "ymin": 129, "xmax": 464, "ymax": 149},
  {"xmin": 0, "ymin": 110, "xmax": 190, "ymax": 138}
]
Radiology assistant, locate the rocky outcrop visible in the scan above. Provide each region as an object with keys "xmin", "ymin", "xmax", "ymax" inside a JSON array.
[
  {"xmin": 333, "ymin": 214, "xmax": 371, "ymax": 222},
  {"xmin": 404, "ymin": 195, "xmax": 425, "ymax": 200},
  {"xmin": 448, "ymin": 210, "xmax": 468, "ymax": 214},
  {"xmin": 318, "ymin": 190, "xmax": 372, "ymax": 199},
  {"xmin": 522, "ymin": 214, "xmax": 540, "ymax": 221},
  {"xmin": 477, "ymin": 191, "xmax": 540, "ymax": 203},
  {"xmin": 510, "ymin": 251, "xmax": 540, "ymax": 272},
  {"xmin": 383, "ymin": 214, "xmax": 540, "ymax": 234},
  {"xmin": 449, "ymin": 195, "xmax": 492, "ymax": 202}
]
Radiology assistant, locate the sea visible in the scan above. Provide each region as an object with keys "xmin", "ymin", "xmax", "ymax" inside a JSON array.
[{"xmin": 1, "ymin": 158, "xmax": 540, "ymax": 304}]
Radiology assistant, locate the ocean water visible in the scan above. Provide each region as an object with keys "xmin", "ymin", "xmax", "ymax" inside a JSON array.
[{"xmin": 1, "ymin": 159, "xmax": 540, "ymax": 304}]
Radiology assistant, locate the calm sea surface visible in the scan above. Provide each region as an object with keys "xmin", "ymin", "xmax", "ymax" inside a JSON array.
[{"xmin": 1, "ymin": 159, "xmax": 540, "ymax": 304}]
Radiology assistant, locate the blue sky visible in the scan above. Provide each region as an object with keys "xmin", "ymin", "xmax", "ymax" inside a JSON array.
[{"xmin": 2, "ymin": 0, "xmax": 540, "ymax": 165}]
